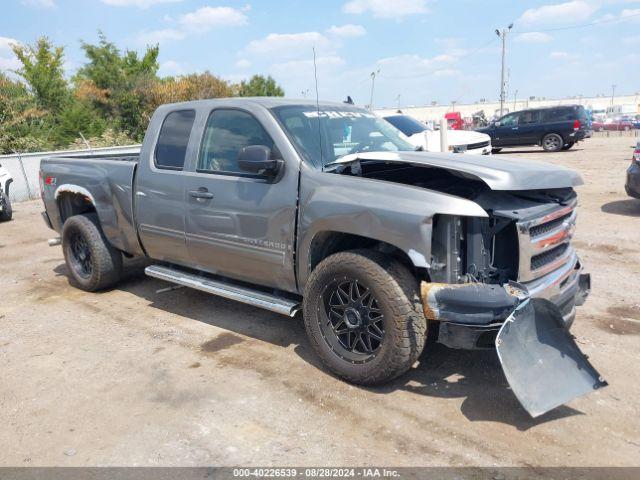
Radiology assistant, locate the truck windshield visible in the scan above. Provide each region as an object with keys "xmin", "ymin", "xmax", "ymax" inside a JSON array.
[
  {"xmin": 272, "ymin": 105, "xmax": 415, "ymax": 169},
  {"xmin": 384, "ymin": 115, "xmax": 428, "ymax": 136}
]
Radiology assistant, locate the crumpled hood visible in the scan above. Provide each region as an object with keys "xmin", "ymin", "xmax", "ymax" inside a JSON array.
[{"xmin": 327, "ymin": 151, "xmax": 583, "ymax": 191}]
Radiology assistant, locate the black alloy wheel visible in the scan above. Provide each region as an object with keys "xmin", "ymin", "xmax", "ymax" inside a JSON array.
[{"xmin": 319, "ymin": 278, "xmax": 385, "ymax": 364}]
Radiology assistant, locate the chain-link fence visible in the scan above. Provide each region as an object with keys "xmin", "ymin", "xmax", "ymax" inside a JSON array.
[
  {"xmin": 591, "ymin": 129, "xmax": 639, "ymax": 139},
  {"xmin": 0, "ymin": 145, "xmax": 141, "ymax": 203}
]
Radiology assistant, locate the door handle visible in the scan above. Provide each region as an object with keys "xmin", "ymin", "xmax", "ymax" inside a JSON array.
[
  {"xmin": 512, "ymin": 127, "xmax": 519, "ymax": 130},
  {"xmin": 189, "ymin": 188, "xmax": 214, "ymax": 200}
]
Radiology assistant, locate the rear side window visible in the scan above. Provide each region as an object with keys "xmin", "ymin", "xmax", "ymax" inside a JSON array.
[
  {"xmin": 518, "ymin": 110, "xmax": 540, "ymax": 125},
  {"xmin": 155, "ymin": 110, "xmax": 196, "ymax": 170},
  {"xmin": 542, "ymin": 107, "xmax": 576, "ymax": 122}
]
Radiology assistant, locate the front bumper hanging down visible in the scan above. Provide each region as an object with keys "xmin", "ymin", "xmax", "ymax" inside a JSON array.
[{"xmin": 420, "ymin": 279, "xmax": 607, "ymax": 418}]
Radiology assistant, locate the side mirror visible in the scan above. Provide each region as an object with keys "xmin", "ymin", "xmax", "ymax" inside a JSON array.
[
  {"xmin": 493, "ymin": 121, "xmax": 501, "ymax": 127},
  {"xmin": 237, "ymin": 145, "xmax": 283, "ymax": 177}
]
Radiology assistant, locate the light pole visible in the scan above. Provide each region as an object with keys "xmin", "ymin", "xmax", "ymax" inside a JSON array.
[
  {"xmin": 369, "ymin": 69, "xmax": 380, "ymax": 110},
  {"xmin": 611, "ymin": 84, "xmax": 617, "ymax": 106},
  {"xmin": 513, "ymin": 89, "xmax": 518, "ymax": 111},
  {"xmin": 496, "ymin": 24, "xmax": 513, "ymax": 117},
  {"xmin": 395, "ymin": 94, "xmax": 401, "ymax": 111}
]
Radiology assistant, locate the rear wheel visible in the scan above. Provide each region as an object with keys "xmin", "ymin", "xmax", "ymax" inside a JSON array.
[
  {"xmin": 62, "ymin": 214, "xmax": 122, "ymax": 291},
  {"xmin": 561, "ymin": 142, "xmax": 575, "ymax": 151},
  {"xmin": 492, "ymin": 147, "xmax": 502, "ymax": 154},
  {"xmin": 542, "ymin": 133, "xmax": 563, "ymax": 152},
  {"xmin": 303, "ymin": 250, "xmax": 427, "ymax": 385}
]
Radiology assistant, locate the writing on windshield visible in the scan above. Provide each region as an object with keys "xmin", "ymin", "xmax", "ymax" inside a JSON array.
[{"xmin": 272, "ymin": 105, "xmax": 414, "ymax": 168}]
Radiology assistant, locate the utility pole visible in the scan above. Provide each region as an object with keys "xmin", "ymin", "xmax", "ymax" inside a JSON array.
[
  {"xmin": 513, "ymin": 89, "xmax": 518, "ymax": 111},
  {"xmin": 496, "ymin": 24, "xmax": 513, "ymax": 117},
  {"xmin": 369, "ymin": 69, "xmax": 380, "ymax": 110},
  {"xmin": 611, "ymin": 84, "xmax": 617, "ymax": 106},
  {"xmin": 395, "ymin": 94, "xmax": 401, "ymax": 111}
]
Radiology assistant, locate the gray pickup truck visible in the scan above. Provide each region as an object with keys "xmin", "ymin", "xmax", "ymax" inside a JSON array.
[{"xmin": 40, "ymin": 98, "xmax": 606, "ymax": 417}]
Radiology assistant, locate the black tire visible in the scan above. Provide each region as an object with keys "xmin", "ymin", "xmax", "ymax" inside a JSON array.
[
  {"xmin": 542, "ymin": 133, "xmax": 563, "ymax": 152},
  {"xmin": 0, "ymin": 189, "xmax": 12, "ymax": 222},
  {"xmin": 303, "ymin": 250, "xmax": 427, "ymax": 385},
  {"xmin": 491, "ymin": 148, "xmax": 502, "ymax": 154},
  {"xmin": 61, "ymin": 214, "xmax": 122, "ymax": 291},
  {"xmin": 561, "ymin": 142, "xmax": 575, "ymax": 151}
]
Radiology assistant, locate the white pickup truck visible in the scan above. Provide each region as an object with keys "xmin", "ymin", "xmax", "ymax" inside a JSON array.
[{"xmin": 384, "ymin": 114, "xmax": 492, "ymax": 155}]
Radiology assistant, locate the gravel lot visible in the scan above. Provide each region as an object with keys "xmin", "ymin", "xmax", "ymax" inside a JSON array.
[{"xmin": 1, "ymin": 136, "xmax": 639, "ymax": 467}]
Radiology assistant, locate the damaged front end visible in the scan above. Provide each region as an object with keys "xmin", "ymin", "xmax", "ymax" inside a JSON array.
[
  {"xmin": 421, "ymin": 190, "xmax": 606, "ymax": 417},
  {"xmin": 420, "ymin": 280, "xmax": 606, "ymax": 417}
]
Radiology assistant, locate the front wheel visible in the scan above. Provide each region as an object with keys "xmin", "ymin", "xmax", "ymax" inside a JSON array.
[
  {"xmin": 303, "ymin": 250, "xmax": 427, "ymax": 385},
  {"xmin": 62, "ymin": 214, "xmax": 122, "ymax": 291},
  {"xmin": 491, "ymin": 147, "xmax": 502, "ymax": 154},
  {"xmin": 542, "ymin": 133, "xmax": 563, "ymax": 152}
]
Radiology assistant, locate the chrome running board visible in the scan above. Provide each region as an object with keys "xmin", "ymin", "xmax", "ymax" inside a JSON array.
[{"xmin": 145, "ymin": 264, "xmax": 301, "ymax": 317}]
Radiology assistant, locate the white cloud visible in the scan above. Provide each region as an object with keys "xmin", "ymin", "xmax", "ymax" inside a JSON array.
[
  {"xmin": 327, "ymin": 24, "xmax": 366, "ymax": 37},
  {"xmin": 270, "ymin": 55, "xmax": 346, "ymax": 76},
  {"xmin": 432, "ymin": 68, "xmax": 460, "ymax": 77},
  {"xmin": 21, "ymin": 0, "xmax": 55, "ymax": 7},
  {"xmin": 515, "ymin": 32, "xmax": 553, "ymax": 43},
  {"xmin": 179, "ymin": 6, "xmax": 248, "ymax": 33},
  {"xmin": 378, "ymin": 53, "xmax": 456, "ymax": 70},
  {"xmin": 0, "ymin": 37, "xmax": 20, "ymax": 72},
  {"xmin": 101, "ymin": 0, "xmax": 183, "ymax": 7},
  {"xmin": 343, "ymin": 0, "xmax": 428, "ymax": 19},
  {"xmin": 550, "ymin": 51, "xmax": 571, "ymax": 59},
  {"xmin": 623, "ymin": 34, "xmax": 640, "ymax": 43},
  {"xmin": 519, "ymin": 1, "xmax": 599, "ymax": 25},
  {"xmin": 135, "ymin": 28, "xmax": 185, "ymax": 45},
  {"xmin": 235, "ymin": 58, "xmax": 251, "ymax": 68},
  {"xmin": 134, "ymin": 5, "xmax": 248, "ymax": 46},
  {"xmin": 244, "ymin": 32, "xmax": 333, "ymax": 59},
  {"xmin": 621, "ymin": 7, "xmax": 640, "ymax": 19}
]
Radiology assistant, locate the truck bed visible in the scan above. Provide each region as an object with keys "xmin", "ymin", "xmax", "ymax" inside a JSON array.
[{"xmin": 40, "ymin": 154, "xmax": 143, "ymax": 256}]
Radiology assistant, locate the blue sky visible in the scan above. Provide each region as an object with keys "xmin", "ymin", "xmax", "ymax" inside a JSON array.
[{"xmin": 1, "ymin": 0, "xmax": 639, "ymax": 108}]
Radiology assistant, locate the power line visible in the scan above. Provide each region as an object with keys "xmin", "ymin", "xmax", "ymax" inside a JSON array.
[{"xmin": 517, "ymin": 11, "xmax": 640, "ymax": 33}]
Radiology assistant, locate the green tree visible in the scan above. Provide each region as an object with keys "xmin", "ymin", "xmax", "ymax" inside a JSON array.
[
  {"xmin": 11, "ymin": 37, "xmax": 68, "ymax": 113},
  {"xmin": 0, "ymin": 72, "xmax": 53, "ymax": 153},
  {"xmin": 236, "ymin": 75, "xmax": 284, "ymax": 97},
  {"xmin": 76, "ymin": 32, "xmax": 159, "ymax": 92},
  {"xmin": 75, "ymin": 32, "xmax": 159, "ymax": 140},
  {"xmin": 55, "ymin": 101, "xmax": 106, "ymax": 147}
]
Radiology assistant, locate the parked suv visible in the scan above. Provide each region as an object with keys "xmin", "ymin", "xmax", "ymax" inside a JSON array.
[{"xmin": 477, "ymin": 105, "xmax": 589, "ymax": 153}]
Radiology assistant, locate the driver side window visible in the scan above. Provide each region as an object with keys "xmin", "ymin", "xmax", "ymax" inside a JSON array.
[
  {"xmin": 500, "ymin": 113, "xmax": 519, "ymax": 127},
  {"xmin": 198, "ymin": 109, "xmax": 274, "ymax": 174}
]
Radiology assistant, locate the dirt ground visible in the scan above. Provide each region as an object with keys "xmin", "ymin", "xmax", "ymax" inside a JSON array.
[{"xmin": 1, "ymin": 136, "xmax": 639, "ymax": 467}]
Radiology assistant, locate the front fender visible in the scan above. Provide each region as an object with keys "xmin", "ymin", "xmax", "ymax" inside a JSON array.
[{"xmin": 297, "ymin": 170, "xmax": 487, "ymax": 288}]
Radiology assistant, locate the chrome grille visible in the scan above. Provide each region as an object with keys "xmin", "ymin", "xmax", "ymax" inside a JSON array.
[
  {"xmin": 516, "ymin": 199, "xmax": 577, "ymax": 282},
  {"xmin": 531, "ymin": 243, "xmax": 569, "ymax": 271},
  {"xmin": 529, "ymin": 212, "xmax": 572, "ymax": 238}
]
